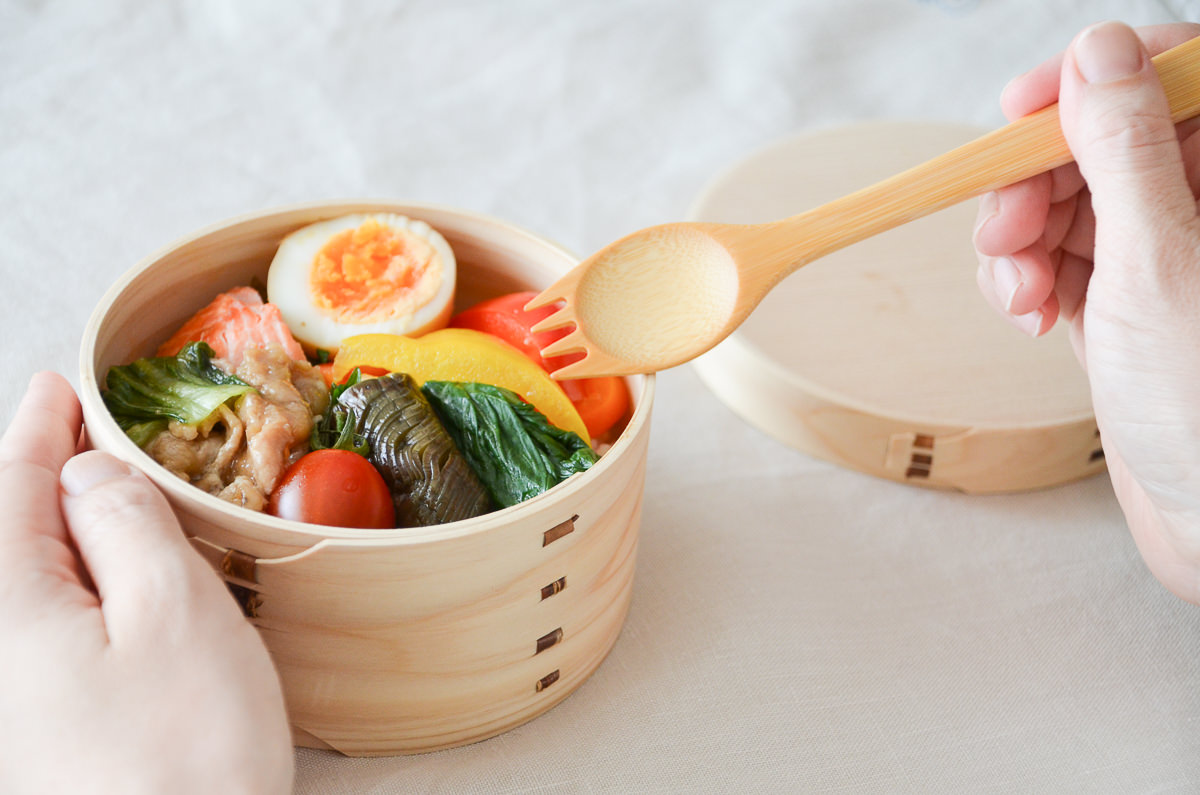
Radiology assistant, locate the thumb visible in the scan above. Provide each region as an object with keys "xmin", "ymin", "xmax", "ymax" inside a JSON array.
[
  {"xmin": 59, "ymin": 451, "xmax": 234, "ymax": 646},
  {"xmin": 1059, "ymin": 22, "xmax": 1195, "ymax": 238}
]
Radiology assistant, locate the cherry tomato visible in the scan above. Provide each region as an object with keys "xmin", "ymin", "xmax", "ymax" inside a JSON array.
[
  {"xmin": 449, "ymin": 291, "xmax": 630, "ymax": 438},
  {"xmin": 267, "ymin": 449, "xmax": 395, "ymax": 529}
]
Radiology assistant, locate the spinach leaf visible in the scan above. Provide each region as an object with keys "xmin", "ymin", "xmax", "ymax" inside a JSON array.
[
  {"xmin": 422, "ymin": 380, "xmax": 598, "ymax": 508},
  {"xmin": 310, "ymin": 367, "xmax": 370, "ymax": 456},
  {"xmin": 103, "ymin": 342, "xmax": 254, "ymax": 447}
]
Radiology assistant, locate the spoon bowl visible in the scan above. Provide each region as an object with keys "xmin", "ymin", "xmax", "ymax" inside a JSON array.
[
  {"xmin": 530, "ymin": 222, "xmax": 744, "ymax": 376},
  {"xmin": 528, "ymin": 34, "xmax": 1200, "ymax": 380}
]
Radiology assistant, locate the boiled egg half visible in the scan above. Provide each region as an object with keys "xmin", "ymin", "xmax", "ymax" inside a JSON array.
[{"xmin": 267, "ymin": 213, "xmax": 456, "ymax": 352}]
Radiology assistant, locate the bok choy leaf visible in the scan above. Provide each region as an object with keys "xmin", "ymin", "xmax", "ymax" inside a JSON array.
[
  {"xmin": 422, "ymin": 380, "xmax": 598, "ymax": 509},
  {"xmin": 102, "ymin": 341, "xmax": 254, "ymax": 447}
]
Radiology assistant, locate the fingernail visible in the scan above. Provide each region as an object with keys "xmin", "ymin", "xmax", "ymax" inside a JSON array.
[
  {"xmin": 974, "ymin": 191, "xmax": 999, "ymax": 240},
  {"xmin": 1075, "ymin": 22, "xmax": 1144, "ymax": 84},
  {"xmin": 61, "ymin": 452, "xmax": 134, "ymax": 496},
  {"xmin": 1012, "ymin": 308, "xmax": 1046, "ymax": 337},
  {"xmin": 992, "ymin": 257, "xmax": 1023, "ymax": 313}
]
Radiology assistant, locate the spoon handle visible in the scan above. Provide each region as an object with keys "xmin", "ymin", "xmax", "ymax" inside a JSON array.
[{"xmin": 755, "ymin": 34, "xmax": 1200, "ymax": 281}]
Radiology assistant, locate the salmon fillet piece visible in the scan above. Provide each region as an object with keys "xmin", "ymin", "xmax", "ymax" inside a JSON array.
[{"xmin": 157, "ymin": 287, "xmax": 306, "ymax": 369}]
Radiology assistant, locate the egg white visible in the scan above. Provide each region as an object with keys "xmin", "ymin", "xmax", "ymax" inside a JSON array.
[{"xmin": 267, "ymin": 213, "xmax": 456, "ymax": 352}]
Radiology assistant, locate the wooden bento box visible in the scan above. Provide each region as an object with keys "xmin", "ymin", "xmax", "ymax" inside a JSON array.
[{"xmin": 77, "ymin": 200, "xmax": 654, "ymax": 756}]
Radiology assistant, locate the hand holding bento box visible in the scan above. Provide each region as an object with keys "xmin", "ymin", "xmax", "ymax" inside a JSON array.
[
  {"xmin": 0, "ymin": 208, "xmax": 643, "ymax": 774},
  {"xmin": 0, "ymin": 373, "xmax": 294, "ymax": 793}
]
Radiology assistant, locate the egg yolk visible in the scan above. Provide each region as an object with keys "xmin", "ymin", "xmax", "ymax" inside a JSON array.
[{"xmin": 310, "ymin": 219, "xmax": 441, "ymax": 323}]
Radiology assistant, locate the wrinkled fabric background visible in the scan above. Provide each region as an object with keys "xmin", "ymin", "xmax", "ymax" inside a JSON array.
[{"xmin": 5, "ymin": 1, "xmax": 1200, "ymax": 792}]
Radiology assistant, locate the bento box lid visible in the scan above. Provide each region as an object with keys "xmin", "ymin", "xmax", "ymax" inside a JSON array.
[{"xmin": 688, "ymin": 121, "xmax": 1102, "ymax": 494}]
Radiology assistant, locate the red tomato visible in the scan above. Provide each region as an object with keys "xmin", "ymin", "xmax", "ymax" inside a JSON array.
[
  {"xmin": 267, "ymin": 450, "xmax": 394, "ymax": 529},
  {"xmin": 560, "ymin": 376, "xmax": 629, "ymax": 441},
  {"xmin": 449, "ymin": 291, "xmax": 631, "ymax": 438}
]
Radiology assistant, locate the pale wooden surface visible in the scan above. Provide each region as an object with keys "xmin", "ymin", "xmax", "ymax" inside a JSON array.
[
  {"xmin": 79, "ymin": 202, "xmax": 654, "ymax": 756},
  {"xmin": 689, "ymin": 121, "xmax": 1101, "ymax": 493},
  {"xmin": 532, "ymin": 35, "xmax": 1200, "ymax": 381}
]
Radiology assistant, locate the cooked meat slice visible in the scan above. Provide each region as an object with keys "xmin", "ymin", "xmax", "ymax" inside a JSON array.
[
  {"xmin": 217, "ymin": 475, "xmax": 266, "ymax": 511},
  {"xmin": 141, "ymin": 343, "xmax": 326, "ymax": 513},
  {"xmin": 237, "ymin": 346, "xmax": 316, "ymax": 430},
  {"xmin": 211, "ymin": 404, "xmax": 244, "ymax": 475},
  {"xmin": 145, "ymin": 429, "xmax": 206, "ymax": 480},
  {"xmin": 233, "ymin": 393, "xmax": 299, "ymax": 494},
  {"xmin": 231, "ymin": 346, "xmax": 321, "ymax": 494},
  {"xmin": 290, "ymin": 359, "xmax": 330, "ymax": 416}
]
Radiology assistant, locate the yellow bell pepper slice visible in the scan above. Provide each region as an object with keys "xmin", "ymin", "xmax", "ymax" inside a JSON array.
[{"xmin": 333, "ymin": 329, "xmax": 590, "ymax": 441}]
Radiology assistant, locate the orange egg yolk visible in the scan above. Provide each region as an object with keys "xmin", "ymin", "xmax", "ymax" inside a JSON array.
[{"xmin": 310, "ymin": 219, "xmax": 440, "ymax": 323}]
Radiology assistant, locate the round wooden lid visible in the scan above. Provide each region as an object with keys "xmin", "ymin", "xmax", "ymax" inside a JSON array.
[{"xmin": 689, "ymin": 121, "xmax": 1103, "ymax": 493}]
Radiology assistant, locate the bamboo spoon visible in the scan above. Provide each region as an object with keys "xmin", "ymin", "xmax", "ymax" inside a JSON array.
[{"xmin": 526, "ymin": 35, "xmax": 1200, "ymax": 380}]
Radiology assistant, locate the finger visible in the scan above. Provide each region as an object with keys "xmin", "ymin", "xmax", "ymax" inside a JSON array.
[
  {"xmin": 1181, "ymin": 126, "xmax": 1200, "ymax": 197},
  {"xmin": 973, "ymin": 165, "xmax": 1084, "ymax": 253},
  {"xmin": 1041, "ymin": 193, "xmax": 1079, "ymax": 252},
  {"xmin": 973, "ymin": 173, "xmax": 1051, "ymax": 257},
  {"xmin": 1001, "ymin": 52, "xmax": 1065, "ymax": 121},
  {"xmin": 0, "ymin": 372, "xmax": 82, "ymax": 474},
  {"xmin": 976, "ymin": 255, "xmax": 1054, "ymax": 337},
  {"xmin": 1059, "ymin": 189, "xmax": 1097, "ymax": 263},
  {"xmin": 1058, "ymin": 254, "xmax": 1093, "ymax": 368},
  {"xmin": 1035, "ymin": 290, "xmax": 1061, "ymax": 337},
  {"xmin": 59, "ymin": 451, "xmax": 231, "ymax": 647},
  {"xmin": 0, "ymin": 373, "xmax": 87, "ymax": 599},
  {"xmin": 1176, "ymin": 116, "xmax": 1200, "ymax": 146},
  {"xmin": 1055, "ymin": 251, "xmax": 1094, "ymax": 327},
  {"xmin": 1000, "ymin": 23, "xmax": 1200, "ymax": 120},
  {"xmin": 1048, "ymin": 162, "xmax": 1086, "ymax": 204},
  {"xmin": 1006, "ymin": 241, "xmax": 1059, "ymax": 317},
  {"xmin": 1060, "ymin": 22, "xmax": 1196, "ymax": 242}
]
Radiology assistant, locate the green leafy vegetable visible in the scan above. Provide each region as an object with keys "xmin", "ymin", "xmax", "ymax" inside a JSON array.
[
  {"xmin": 338, "ymin": 373, "xmax": 493, "ymax": 527},
  {"xmin": 310, "ymin": 368, "xmax": 370, "ymax": 455},
  {"xmin": 422, "ymin": 380, "xmax": 598, "ymax": 509},
  {"xmin": 103, "ymin": 342, "xmax": 254, "ymax": 447},
  {"xmin": 122, "ymin": 420, "xmax": 173, "ymax": 448}
]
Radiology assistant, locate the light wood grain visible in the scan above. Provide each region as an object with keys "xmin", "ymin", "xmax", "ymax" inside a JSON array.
[
  {"xmin": 530, "ymin": 35, "xmax": 1200, "ymax": 380},
  {"xmin": 79, "ymin": 201, "xmax": 655, "ymax": 755},
  {"xmin": 690, "ymin": 122, "xmax": 1101, "ymax": 494}
]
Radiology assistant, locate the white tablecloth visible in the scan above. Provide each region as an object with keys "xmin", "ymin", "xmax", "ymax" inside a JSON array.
[{"xmin": 6, "ymin": 1, "xmax": 1200, "ymax": 791}]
